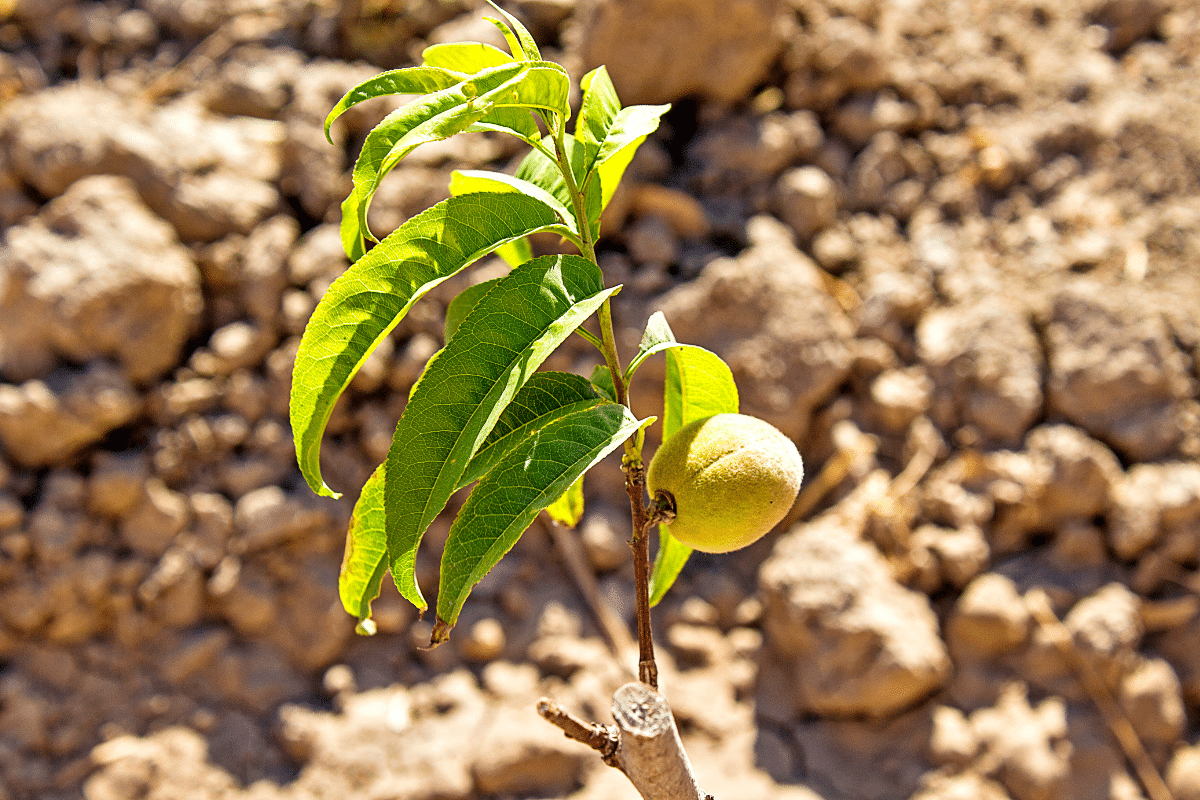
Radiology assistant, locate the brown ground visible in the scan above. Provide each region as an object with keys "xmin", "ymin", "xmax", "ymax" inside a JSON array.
[{"xmin": 1, "ymin": 0, "xmax": 1200, "ymax": 798}]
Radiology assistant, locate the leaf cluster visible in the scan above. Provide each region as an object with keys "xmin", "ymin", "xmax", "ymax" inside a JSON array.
[{"xmin": 290, "ymin": 3, "xmax": 739, "ymax": 642}]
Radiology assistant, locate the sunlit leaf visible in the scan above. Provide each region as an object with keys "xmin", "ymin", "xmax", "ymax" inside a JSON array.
[
  {"xmin": 432, "ymin": 403, "xmax": 649, "ymax": 641},
  {"xmin": 290, "ymin": 192, "xmax": 572, "ymax": 498},
  {"xmin": 384, "ymin": 254, "xmax": 618, "ymax": 611}
]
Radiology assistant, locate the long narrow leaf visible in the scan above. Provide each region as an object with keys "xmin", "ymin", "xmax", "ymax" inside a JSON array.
[
  {"xmin": 290, "ymin": 192, "xmax": 572, "ymax": 498},
  {"xmin": 433, "ymin": 403, "xmax": 649, "ymax": 641},
  {"xmin": 342, "ymin": 62, "xmax": 571, "ymax": 259},
  {"xmin": 385, "ymin": 255, "xmax": 619, "ymax": 611},
  {"xmin": 323, "ymin": 66, "xmax": 466, "ymax": 143},
  {"xmin": 576, "ymin": 66, "xmax": 621, "ymax": 177},
  {"xmin": 422, "ymin": 41, "xmax": 514, "ymax": 73},
  {"xmin": 485, "ymin": 0, "xmax": 541, "ymax": 62},
  {"xmin": 340, "ymin": 463, "xmax": 388, "ymax": 630},
  {"xmin": 591, "ymin": 105, "xmax": 670, "ymax": 209},
  {"xmin": 459, "ymin": 371, "xmax": 604, "ymax": 487},
  {"xmin": 449, "ymin": 169, "xmax": 575, "ymax": 233}
]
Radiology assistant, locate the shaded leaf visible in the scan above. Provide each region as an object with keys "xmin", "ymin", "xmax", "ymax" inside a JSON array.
[
  {"xmin": 460, "ymin": 371, "xmax": 604, "ymax": 487},
  {"xmin": 434, "ymin": 403, "xmax": 649, "ymax": 639},
  {"xmin": 385, "ymin": 254, "xmax": 619, "ymax": 611},
  {"xmin": 625, "ymin": 310, "xmax": 675, "ymax": 379},
  {"xmin": 589, "ymin": 364, "xmax": 616, "ymax": 402},
  {"xmin": 291, "ymin": 191, "xmax": 571, "ymax": 498},
  {"xmin": 444, "ymin": 277, "xmax": 503, "ymax": 343}
]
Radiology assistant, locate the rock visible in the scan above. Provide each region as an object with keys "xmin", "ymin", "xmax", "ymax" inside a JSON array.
[
  {"xmin": 1167, "ymin": 744, "xmax": 1200, "ymax": 800},
  {"xmin": 232, "ymin": 486, "xmax": 333, "ymax": 553},
  {"xmin": 1, "ymin": 84, "xmax": 283, "ymax": 242},
  {"xmin": 969, "ymin": 683, "xmax": 1070, "ymax": 800},
  {"xmin": 988, "ymin": 425, "xmax": 1124, "ymax": 553},
  {"xmin": 574, "ymin": 0, "xmax": 788, "ymax": 105},
  {"xmin": 917, "ymin": 297, "xmax": 1044, "ymax": 447},
  {"xmin": 911, "ymin": 771, "xmax": 1013, "ymax": 800},
  {"xmin": 868, "ymin": 367, "xmax": 934, "ymax": 433},
  {"xmin": 281, "ymin": 60, "xmax": 375, "ymax": 220},
  {"xmin": 119, "ymin": 479, "xmax": 190, "ymax": 558},
  {"xmin": 688, "ymin": 111, "xmax": 825, "ymax": 192},
  {"xmin": 1110, "ymin": 461, "xmax": 1200, "ymax": 560},
  {"xmin": 204, "ymin": 45, "xmax": 304, "ymax": 119},
  {"xmin": 1043, "ymin": 280, "xmax": 1192, "ymax": 461},
  {"xmin": 784, "ymin": 15, "xmax": 891, "ymax": 110},
  {"xmin": 928, "ymin": 705, "xmax": 979, "ymax": 766},
  {"xmin": 87, "ymin": 452, "xmax": 150, "ymax": 518},
  {"xmin": 470, "ymin": 700, "xmax": 590, "ymax": 796},
  {"xmin": 1090, "ymin": 0, "xmax": 1169, "ymax": 52},
  {"xmin": 458, "ymin": 618, "xmax": 506, "ymax": 663},
  {"xmin": 774, "ymin": 166, "xmax": 838, "ymax": 242},
  {"xmin": 0, "ymin": 175, "xmax": 202, "ymax": 383},
  {"xmin": 654, "ymin": 216, "xmax": 855, "ymax": 439},
  {"xmin": 0, "ymin": 363, "xmax": 140, "ymax": 468},
  {"xmin": 947, "ymin": 573, "xmax": 1031, "ymax": 660},
  {"xmin": 758, "ymin": 504, "xmax": 950, "ymax": 719},
  {"xmin": 1064, "ymin": 583, "xmax": 1142, "ymax": 675},
  {"xmin": 1118, "ymin": 657, "xmax": 1186, "ymax": 748}
]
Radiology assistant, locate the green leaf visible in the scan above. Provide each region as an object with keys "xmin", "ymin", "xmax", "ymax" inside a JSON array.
[
  {"xmin": 433, "ymin": 403, "xmax": 649, "ymax": 639},
  {"xmin": 589, "ymin": 364, "xmax": 616, "ymax": 402},
  {"xmin": 385, "ymin": 254, "xmax": 619, "ymax": 611},
  {"xmin": 340, "ymin": 463, "xmax": 389, "ymax": 629},
  {"xmin": 422, "ymin": 41, "xmax": 515, "ymax": 73},
  {"xmin": 545, "ymin": 475, "xmax": 585, "ymax": 528},
  {"xmin": 444, "ymin": 277, "xmax": 503, "ymax": 343},
  {"xmin": 484, "ymin": 0, "xmax": 541, "ymax": 62},
  {"xmin": 467, "ymin": 106, "xmax": 540, "ymax": 143},
  {"xmin": 648, "ymin": 341, "xmax": 739, "ymax": 606},
  {"xmin": 576, "ymin": 66, "xmax": 621, "ymax": 177},
  {"xmin": 649, "ymin": 527, "xmax": 691, "ymax": 607},
  {"xmin": 341, "ymin": 62, "xmax": 571, "ymax": 259},
  {"xmin": 591, "ymin": 104, "xmax": 670, "ymax": 209},
  {"xmin": 514, "ymin": 134, "xmax": 578, "ymax": 213},
  {"xmin": 323, "ymin": 66, "xmax": 466, "ymax": 144},
  {"xmin": 625, "ymin": 310, "xmax": 676, "ymax": 379},
  {"xmin": 459, "ymin": 371, "xmax": 604, "ymax": 487},
  {"xmin": 291, "ymin": 191, "xmax": 572, "ymax": 498},
  {"xmin": 663, "ymin": 345, "xmax": 739, "ymax": 439},
  {"xmin": 493, "ymin": 236, "xmax": 533, "ymax": 267},
  {"xmin": 449, "ymin": 169, "xmax": 575, "ymax": 233}
]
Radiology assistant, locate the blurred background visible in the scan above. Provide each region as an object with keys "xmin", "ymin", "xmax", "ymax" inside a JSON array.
[{"xmin": 0, "ymin": 0, "xmax": 1199, "ymax": 798}]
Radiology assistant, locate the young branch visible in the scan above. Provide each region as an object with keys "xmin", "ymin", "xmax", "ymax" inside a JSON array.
[{"xmin": 624, "ymin": 459, "xmax": 659, "ymax": 689}]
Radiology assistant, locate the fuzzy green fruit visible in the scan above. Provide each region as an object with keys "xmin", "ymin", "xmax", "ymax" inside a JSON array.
[{"xmin": 646, "ymin": 413, "xmax": 804, "ymax": 553}]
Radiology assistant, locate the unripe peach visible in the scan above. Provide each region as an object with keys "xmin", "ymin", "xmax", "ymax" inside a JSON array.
[{"xmin": 646, "ymin": 413, "xmax": 803, "ymax": 553}]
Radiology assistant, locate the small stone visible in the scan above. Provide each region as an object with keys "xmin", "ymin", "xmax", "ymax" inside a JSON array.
[
  {"xmin": 460, "ymin": 618, "xmax": 506, "ymax": 663},
  {"xmin": 1167, "ymin": 744, "xmax": 1200, "ymax": 800},
  {"xmin": 0, "ymin": 364, "xmax": 140, "ymax": 468},
  {"xmin": 118, "ymin": 480, "xmax": 189, "ymax": 558},
  {"xmin": 774, "ymin": 166, "xmax": 838, "ymax": 241},
  {"xmin": 87, "ymin": 452, "xmax": 150, "ymax": 518},
  {"xmin": 1119, "ymin": 657, "xmax": 1186, "ymax": 747},
  {"xmin": 928, "ymin": 705, "xmax": 979, "ymax": 765},
  {"xmin": 947, "ymin": 573, "xmax": 1030, "ymax": 660}
]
